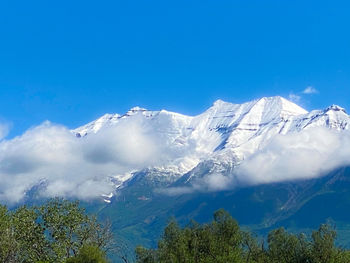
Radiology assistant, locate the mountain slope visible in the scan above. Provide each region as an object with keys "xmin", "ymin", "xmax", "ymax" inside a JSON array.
[
  {"xmin": 71, "ymin": 96, "xmax": 350, "ymax": 261},
  {"xmin": 73, "ymin": 96, "xmax": 350, "ymax": 202},
  {"xmin": 94, "ymin": 166, "xmax": 350, "ymax": 254}
]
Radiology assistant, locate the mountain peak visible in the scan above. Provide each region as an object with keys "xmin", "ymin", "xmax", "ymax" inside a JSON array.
[
  {"xmin": 212, "ymin": 99, "xmax": 232, "ymax": 107},
  {"xmin": 212, "ymin": 96, "xmax": 307, "ymax": 115},
  {"xmin": 123, "ymin": 106, "xmax": 148, "ymax": 117},
  {"xmin": 259, "ymin": 96, "xmax": 308, "ymax": 115},
  {"xmin": 325, "ymin": 104, "xmax": 346, "ymax": 113},
  {"xmin": 128, "ymin": 106, "xmax": 147, "ymax": 112}
]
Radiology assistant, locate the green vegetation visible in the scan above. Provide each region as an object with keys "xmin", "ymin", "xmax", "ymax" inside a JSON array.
[
  {"xmin": 1, "ymin": 199, "xmax": 350, "ymax": 263},
  {"xmin": 96, "ymin": 167, "xmax": 350, "ymax": 252},
  {"xmin": 66, "ymin": 245, "xmax": 109, "ymax": 263},
  {"xmin": 0, "ymin": 198, "xmax": 111, "ymax": 263},
  {"xmin": 136, "ymin": 209, "xmax": 350, "ymax": 263}
]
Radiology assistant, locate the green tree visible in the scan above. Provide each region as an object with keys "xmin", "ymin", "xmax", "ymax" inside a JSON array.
[
  {"xmin": 241, "ymin": 231, "xmax": 266, "ymax": 263},
  {"xmin": 12, "ymin": 205, "xmax": 49, "ymax": 262},
  {"xmin": 310, "ymin": 224, "xmax": 340, "ymax": 263},
  {"xmin": 137, "ymin": 209, "xmax": 248, "ymax": 263},
  {"xmin": 0, "ymin": 205, "xmax": 17, "ymax": 263},
  {"xmin": 135, "ymin": 246, "xmax": 158, "ymax": 263},
  {"xmin": 0, "ymin": 199, "xmax": 113, "ymax": 263},
  {"xmin": 65, "ymin": 245, "xmax": 109, "ymax": 263},
  {"xmin": 40, "ymin": 198, "xmax": 113, "ymax": 262},
  {"xmin": 267, "ymin": 227, "xmax": 310, "ymax": 263},
  {"xmin": 210, "ymin": 209, "xmax": 244, "ymax": 262},
  {"xmin": 135, "ymin": 209, "xmax": 350, "ymax": 263}
]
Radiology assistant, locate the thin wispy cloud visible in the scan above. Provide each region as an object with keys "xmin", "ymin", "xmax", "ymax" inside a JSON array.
[
  {"xmin": 0, "ymin": 123, "xmax": 10, "ymax": 140},
  {"xmin": 287, "ymin": 86, "xmax": 318, "ymax": 105},
  {"xmin": 303, "ymin": 86, "xmax": 318, "ymax": 94},
  {"xmin": 288, "ymin": 93, "xmax": 301, "ymax": 103}
]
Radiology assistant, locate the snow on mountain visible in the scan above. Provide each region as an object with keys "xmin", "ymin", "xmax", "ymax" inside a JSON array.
[
  {"xmin": 72, "ymin": 96, "xmax": 350, "ymax": 201},
  {"xmin": 74, "ymin": 96, "xmax": 309, "ymax": 158}
]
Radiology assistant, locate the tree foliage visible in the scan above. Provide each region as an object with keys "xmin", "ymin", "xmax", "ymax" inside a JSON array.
[
  {"xmin": 65, "ymin": 245, "xmax": 109, "ymax": 263},
  {"xmin": 2, "ymin": 200, "xmax": 350, "ymax": 263},
  {"xmin": 0, "ymin": 198, "xmax": 113, "ymax": 263},
  {"xmin": 136, "ymin": 209, "xmax": 350, "ymax": 263}
]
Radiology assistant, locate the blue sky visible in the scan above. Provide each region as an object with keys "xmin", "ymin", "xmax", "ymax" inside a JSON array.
[{"xmin": 0, "ymin": 0, "xmax": 349, "ymax": 137}]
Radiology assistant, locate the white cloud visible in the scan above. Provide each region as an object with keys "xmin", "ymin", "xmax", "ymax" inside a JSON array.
[
  {"xmin": 303, "ymin": 86, "xmax": 318, "ymax": 94},
  {"xmin": 288, "ymin": 93, "xmax": 301, "ymax": 103},
  {"xmin": 0, "ymin": 117, "xmax": 192, "ymax": 204},
  {"xmin": 2, "ymin": 115, "xmax": 350, "ymax": 203},
  {"xmin": 287, "ymin": 86, "xmax": 319, "ymax": 105},
  {"xmin": 158, "ymin": 173, "xmax": 235, "ymax": 196},
  {"xmin": 236, "ymin": 127, "xmax": 350, "ymax": 185},
  {"xmin": 164, "ymin": 127, "xmax": 350, "ymax": 195},
  {"xmin": 0, "ymin": 123, "xmax": 10, "ymax": 140}
]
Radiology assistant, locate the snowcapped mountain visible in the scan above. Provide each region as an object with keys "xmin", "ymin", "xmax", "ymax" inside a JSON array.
[{"xmin": 73, "ymin": 96, "xmax": 350, "ymax": 202}]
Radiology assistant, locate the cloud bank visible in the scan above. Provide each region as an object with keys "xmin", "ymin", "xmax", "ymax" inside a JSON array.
[
  {"xmin": 165, "ymin": 127, "xmax": 350, "ymax": 195},
  {"xmin": 0, "ymin": 117, "xmax": 191, "ymax": 204},
  {"xmin": 1, "ymin": 117, "xmax": 349, "ymax": 203},
  {"xmin": 237, "ymin": 127, "xmax": 350, "ymax": 185}
]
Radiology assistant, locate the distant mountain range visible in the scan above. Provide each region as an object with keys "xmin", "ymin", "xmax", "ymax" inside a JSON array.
[
  {"xmin": 73, "ymin": 96, "xmax": 350, "ymax": 202},
  {"xmin": 70, "ymin": 97, "xmax": 350, "ymax": 260}
]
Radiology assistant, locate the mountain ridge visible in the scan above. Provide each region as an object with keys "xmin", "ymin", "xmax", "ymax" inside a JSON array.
[{"xmin": 72, "ymin": 96, "xmax": 350, "ymax": 203}]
